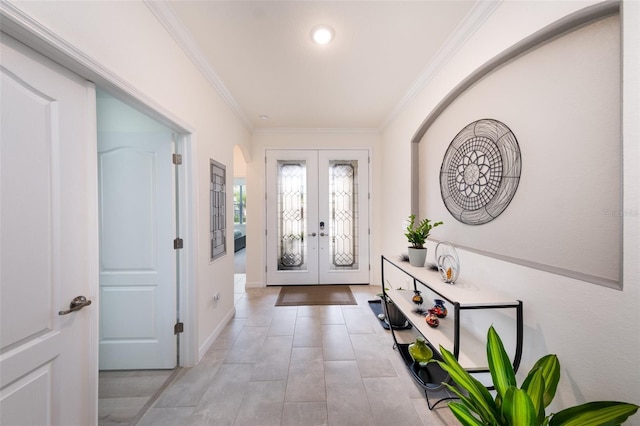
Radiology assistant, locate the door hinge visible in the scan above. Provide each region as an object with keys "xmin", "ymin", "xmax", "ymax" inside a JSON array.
[
  {"xmin": 172, "ymin": 153, "xmax": 182, "ymax": 165},
  {"xmin": 174, "ymin": 322, "xmax": 184, "ymax": 334},
  {"xmin": 174, "ymin": 238, "xmax": 184, "ymax": 249}
]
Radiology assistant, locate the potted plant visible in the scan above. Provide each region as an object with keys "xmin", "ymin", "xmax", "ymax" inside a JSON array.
[
  {"xmin": 405, "ymin": 214, "xmax": 443, "ymax": 267},
  {"xmin": 435, "ymin": 326, "xmax": 639, "ymax": 425}
]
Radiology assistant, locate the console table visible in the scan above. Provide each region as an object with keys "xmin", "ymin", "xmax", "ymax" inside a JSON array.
[{"xmin": 381, "ymin": 255, "xmax": 523, "ymax": 409}]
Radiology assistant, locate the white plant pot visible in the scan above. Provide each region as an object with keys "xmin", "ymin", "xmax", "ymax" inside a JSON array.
[{"xmin": 408, "ymin": 247, "xmax": 427, "ymax": 267}]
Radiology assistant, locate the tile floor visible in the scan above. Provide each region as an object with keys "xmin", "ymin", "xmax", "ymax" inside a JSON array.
[
  {"xmin": 121, "ymin": 275, "xmax": 458, "ymax": 425},
  {"xmin": 99, "ymin": 369, "xmax": 177, "ymax": 425}
]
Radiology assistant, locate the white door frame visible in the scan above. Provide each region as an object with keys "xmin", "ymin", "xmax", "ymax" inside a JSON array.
[{"xmin": 0, "ymin": 4, "xmax": 199, "ymax": 367}]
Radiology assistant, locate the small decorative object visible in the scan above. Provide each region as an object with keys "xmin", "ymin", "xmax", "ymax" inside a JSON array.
[
  {"xmin": 379, "ymin": 286, "xmax": 410, "ymax": 329},
  {"xmin": 408, "ymin": 337, "xmax": 433, "ymax": 367},
  {"xmin": 432, "ymin": 299, "xmax": 448, "ymax": 318},
  {"xmin": 435, "ymin": 241, "xmax": 460, "ymax": 284},
  {"xmin": 405, "ymin": 214, "xmax": 443, "ymax": 267},
  {"xmin": 412, "ymin": 290, "xmax": 424, "ymax": 314},
  {"xmin": 439, "ymin": 119, "xmax": 522, "ymax": 225},
  {"xmin": 426, "ymin": 308, "xmax": 440, "ymax": 328}
]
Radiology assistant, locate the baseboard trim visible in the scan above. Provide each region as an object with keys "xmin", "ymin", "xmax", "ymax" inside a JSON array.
[{"xmin": 197, "ymin": 306, "xmax": 236, "ymax": 362}]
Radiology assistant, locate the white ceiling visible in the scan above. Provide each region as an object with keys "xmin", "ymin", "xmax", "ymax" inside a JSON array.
[{"xmin": 154, "ymin": 1, "xmax": 480, "ymax": 130}]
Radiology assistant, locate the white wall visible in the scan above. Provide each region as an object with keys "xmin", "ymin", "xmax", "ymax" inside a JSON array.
[
  {"xmin": 381, "ymin": 0, "xmax": 640, "ymax": 418},
  {"xmin": 246, "ymin": 130, "xmax": 382, "ymax": 287},
  {"xmin": 423, "ymin": 15, "xmax": 621, "ymax": 285},
  {"xmin": 12, "ymin": 1, "xmax": 252, "ymax": 363}
]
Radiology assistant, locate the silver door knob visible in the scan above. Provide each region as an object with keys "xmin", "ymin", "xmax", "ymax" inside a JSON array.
[
  {"xmin": 307, "ymin": 232, "xmax": 317, "ymax": 237},
  {"xmin": 320, "ymin": 232, "xmax": 328, "ymax": 237},
  {"xmin": 58, "ymin": 296, "xmax": 92, "ymax": 315}
]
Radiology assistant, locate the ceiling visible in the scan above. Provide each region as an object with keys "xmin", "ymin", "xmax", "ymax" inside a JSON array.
[{"xmin": 155, "ymin": 1, "xmax": 479, "ymax": 130}]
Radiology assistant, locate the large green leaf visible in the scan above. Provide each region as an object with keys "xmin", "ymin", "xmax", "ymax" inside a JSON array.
[
  {"xmin": 436, "ymin": 345, "xmax": 498, "ymax": 424},
  {"xmin": 502, "ymin": 387, "xmax": 538, "ymax": 426},
  {"xmin": 449, "ymin": 402, "xmax": 486, "ymax": 426},
  {"xmin": 487, "ymin": 326, "xmax": 517, "ymax": 400},
  {"xmin": 521, "ymin": 367, "xmax": 546, "ymax": 424},
  {"xmin": 441, "ymin": 383, "xmax": 480, "ymax": 414},
  {"xmin": 522, "ymin": 354, "xmax": 560, "ymax": 408},
  {"xmin": 549, "ymin": 401, "xmax": 639, "ymax": 426}
]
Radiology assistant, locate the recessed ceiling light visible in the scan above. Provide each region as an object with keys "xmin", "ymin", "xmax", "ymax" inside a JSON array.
[
  {"xmin": 311, "ymin": 25, "xmax": 334, "ymax": 45},
  {"xmin": 259, "ymin": 115, "xmax": 270, "ymax": 121}
]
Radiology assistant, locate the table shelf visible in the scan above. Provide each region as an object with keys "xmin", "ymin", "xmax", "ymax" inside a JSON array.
[{"xmin": 381, "ymin": 255, "xmax": 523, "ymax": 409}]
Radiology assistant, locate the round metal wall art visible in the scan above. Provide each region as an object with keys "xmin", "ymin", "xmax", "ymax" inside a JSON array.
[{"xmin": 440, "ymin": 119, "xmax": 522, "ymax": 225}]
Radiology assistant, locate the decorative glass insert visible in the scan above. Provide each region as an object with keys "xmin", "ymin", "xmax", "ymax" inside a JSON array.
[
  {"xmin": 277, "ymin": 161, "xmax": 307, "ymax": 271},
  {"xmin": 329, "ymin": 161, "xmax": 358, "ymax": 270},
  {"xmin": 210, "ymin": 159, "xmax": 226, "ymax": 261}
]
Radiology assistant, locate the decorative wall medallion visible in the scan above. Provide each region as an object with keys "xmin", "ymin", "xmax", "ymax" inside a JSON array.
[{"xmin": 440, "ymin": 119, "xmax": 521, "ymax": 225}]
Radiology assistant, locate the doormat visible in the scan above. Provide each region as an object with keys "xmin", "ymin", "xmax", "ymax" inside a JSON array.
[
  {"xmin": 275, "ymin": 285, "xmax": 357, "ymax": 306},
  {"xmin": 368, "ymin": 299, "xmax": 412, "ymax": 330}
]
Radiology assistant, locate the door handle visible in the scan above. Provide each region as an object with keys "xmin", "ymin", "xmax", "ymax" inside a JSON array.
[
  {"xmin": 307, "ymin": 232, "xmax": 317, "ymax": 237},
  {"xmin": 58, "ymin": 296, "xmax": 92, "ymax": 315},
  {"xmin": 320, "ymin": 232, "xmax": 328, "ymax": 237}
]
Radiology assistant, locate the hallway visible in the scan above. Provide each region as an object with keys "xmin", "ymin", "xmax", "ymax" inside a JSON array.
[{"xmin": 133, "ymin": 283, "xmax": 457, "ymax": 425}]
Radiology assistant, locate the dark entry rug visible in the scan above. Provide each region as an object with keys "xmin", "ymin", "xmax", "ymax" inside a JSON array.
[
  {"xmin": 275, "ymin": 285, "xmax": 357, "ymax": 306},
  {"xmin": 368, "ymin": 299, "xmax": 412, "ymax": 330}
]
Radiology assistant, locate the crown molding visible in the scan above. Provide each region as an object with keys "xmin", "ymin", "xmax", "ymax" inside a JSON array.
[
  {"xmin": 380, "ymin": 0, "xmax": 502, "ymax": 130},
  {"xmin": 144, "ymin": 0, "xmax": 254, "ymax": 131},
  {"xmin": 0, "ymin": 0, "xmax": 193, "ymax": 133}
]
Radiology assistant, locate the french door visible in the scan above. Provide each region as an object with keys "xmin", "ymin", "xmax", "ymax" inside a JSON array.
[{"xmin": 266, "ymin": 150, "xmax": 370, "ymax": 285}]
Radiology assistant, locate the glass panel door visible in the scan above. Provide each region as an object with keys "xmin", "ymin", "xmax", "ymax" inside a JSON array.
[
  {"xmin": 266, "ymin": 150, "xmax": 318, "ymax": 285},
  {"xmin": 266, "ymin": 149, "xmax": 369, "ymax": 285},
  {"xmin": 319, "ymin": 150, "xmax": 369, "ymax": 284}
]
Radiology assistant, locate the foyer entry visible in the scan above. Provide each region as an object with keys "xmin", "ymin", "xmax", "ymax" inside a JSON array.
[{"xmin": 266, "ymin": 150, "xmax": 370, "ymax": 285}]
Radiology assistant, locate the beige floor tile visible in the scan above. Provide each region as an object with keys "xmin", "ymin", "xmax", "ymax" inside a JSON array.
[
  {"xmin": 224, "ymin": 326, "xmax": 269, "ymax": 364},
  {"xmin": 322, "ymin": 324, "xmax": 356, "ymax": 361},
  {"xmin": 233, "ymin": 380, "xmax": 286, "ymax": 426},
  {"xmin": 350, "ymin": 333, "xmax": 398, "ymax": 378},
  {"xmin": 324, "ymin": 360, "xmax": 375, "ymax": 425},
  {"xmin": 103, "ymin": 283, "xmax": 462, "ymax": 426},
  {"xmin": 292, "ymin": 316, "xmax": 323, "ymax": 347},
  {"xmin": 251, "ymin": 335, "xmax": 293, "ymax": 381},
  {"xmin": 285, "ymin": 347, "xmax": 326, "ymax": 403},
  {"xmin": 281, "ymin": 402, "xmax": 328, "ymax": 426},
  {"xmin": 363, "ymin": 377, "xmax": 423, "ymax": 426},
  {"xmin": 268, "ymin": 308, "xmax": 298, "ymax": 336},
  {"xmin": 187, "ymin": 363, "xmax": 252, "ymax": 425},
  {"xmin": 98, "ymin": 396, "xmax": 149, "ymax": 425}
]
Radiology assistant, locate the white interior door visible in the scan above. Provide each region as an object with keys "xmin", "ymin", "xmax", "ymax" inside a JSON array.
[
  {"xmin": 1, "ymin": 35, "xmax": 98, "ymax": 425},
  {"xmin": 266, "ymin": 149, "xmax": 369, "ymax": 285},
  {"xmin": 98, "ymin": 133, "xmax": 177, "ymax": 370}
]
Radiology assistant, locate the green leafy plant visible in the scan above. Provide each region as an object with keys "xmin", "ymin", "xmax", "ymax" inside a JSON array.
[
  {"xmin": 435, "ymin": 326, "xmax": 638, "ymax": 425},
  {"xmin": 405, "ymin": 214, "xmax": 443, "ymax": 249}
]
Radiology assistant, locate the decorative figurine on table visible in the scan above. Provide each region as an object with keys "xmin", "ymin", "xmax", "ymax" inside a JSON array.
[
  {"xmin": 412, "ymin": 290, "xmax": 425, "ymax": 314},
  {"xmin": 435, "ymin": 241, "xmax": 460, "ymax": 284},
  {"xmin": 408, "ymin": 337, "xmax": 433, "ymax": 367},
  {"xmin": 426, "ymin": 308, "xmax": 440, "ymax": 328},
  {"xmin": 432, "ymin": 299, "xmax": 448, "ymax": 318}
]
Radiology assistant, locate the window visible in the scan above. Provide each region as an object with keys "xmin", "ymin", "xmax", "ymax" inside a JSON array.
[
  {"xmin": 210, "ymin": 159, "xmax": 226, "ymax": 261},
  {"xmin": 234, "ymin": 179, "xmax": 246, "ymax": 224}
]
